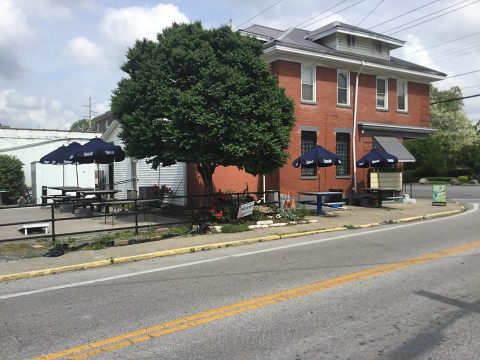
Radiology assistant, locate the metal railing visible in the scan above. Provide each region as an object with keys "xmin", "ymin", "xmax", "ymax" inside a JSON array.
[{"xmin": 0, "ymin": 190, "xmax": 280, "ymax": 244}]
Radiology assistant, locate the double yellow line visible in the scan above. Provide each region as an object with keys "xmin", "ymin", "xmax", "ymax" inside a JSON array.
[{"xmin": 35, "ymin": 239, "xmax": 480, "ymax": 360}]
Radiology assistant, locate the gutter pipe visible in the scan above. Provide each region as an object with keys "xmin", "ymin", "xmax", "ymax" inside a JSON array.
[{"xmin": 352, "ymin": 60, "xmax": 365, "ymax": 194}]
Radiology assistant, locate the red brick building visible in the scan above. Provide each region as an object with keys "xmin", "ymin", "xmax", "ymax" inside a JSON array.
[{"xmin": 188, "ymin": 22, "xmax": 446, "ymax": 197}]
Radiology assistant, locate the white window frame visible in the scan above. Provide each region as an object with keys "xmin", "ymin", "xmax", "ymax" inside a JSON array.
[
  {"xmin": 337, "ymin": 70, "xmax": 350, "ymax": 106},
  {"xmin": 301, "ymin": 65, "xmax": 316, "ymax": 103},
  {"xmin": 376, "ymin": 76, "xmax": 388, "ymax": 110},
  {"xmin": 373, "ymin": 40, "xmax": 382, "ymax": 53},
  {"xmin": 396, "ymin": 79, "xmax": 408, "ymax": 112}
]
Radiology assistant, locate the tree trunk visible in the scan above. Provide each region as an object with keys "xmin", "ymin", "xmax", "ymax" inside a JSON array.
[{"xmin": 197, "ymin": 163, "xmax": 216, "ymax": 196}]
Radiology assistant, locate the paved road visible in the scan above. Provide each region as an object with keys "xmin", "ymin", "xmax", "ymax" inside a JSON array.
[
  {"xmin": 1, "ymin": 204, "xmax": 480, "ymax": 359},
  {"xmin": 406, "ymin": 183, "xmax": 480, "ymax": 201}
]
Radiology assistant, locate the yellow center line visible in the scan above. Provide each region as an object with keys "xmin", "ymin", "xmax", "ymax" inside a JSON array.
[{"xmin": 34, "ymin": 239, "xmax": 480, "ymax": 360}]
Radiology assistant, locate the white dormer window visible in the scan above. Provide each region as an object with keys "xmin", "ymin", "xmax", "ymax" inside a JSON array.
[
  {"xmin": 373, "ymin": 40, "xmax": 382, "ymax": 53},
  {"xmin": 347, "ymin": 34, "xmax": 356, "ymax": 47},
  {"xmin": 337, "ymin": 70, "xmax": 350, "ymax": 106},
  {"xmin": 376, "ymin": 77, "xmax": 388, "ymax": 110},
  {"xmin": 301, "ymin": 65, "xmax": 316, "ymax": 103}
]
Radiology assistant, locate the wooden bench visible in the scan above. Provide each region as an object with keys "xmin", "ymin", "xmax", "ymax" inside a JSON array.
[{"xmin": 19, "ymin": 223, "xmax": 49, "ymax": 235}]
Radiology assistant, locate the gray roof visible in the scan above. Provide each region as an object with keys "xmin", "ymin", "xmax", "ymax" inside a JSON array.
[
  {"xmin": 240, "ymin": 22, "xmax": 446, "ymax": 78},
  {"xmin": 241, "ymin": 24, "xmax": 283, "ymax": 40}
]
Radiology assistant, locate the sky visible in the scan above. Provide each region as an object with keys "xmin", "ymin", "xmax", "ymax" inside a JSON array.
[{"xmin": 1, "ymin": 0, "xmax": 480, "ymax": 130}]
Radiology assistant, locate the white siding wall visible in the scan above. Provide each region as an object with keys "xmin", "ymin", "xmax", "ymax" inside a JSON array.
[
  {"xmin": 137, "ymin": 160, "xmax": 186, "ymax": 205},
  {"xmin": 319, "ymin": 34, "xmax": 337, "ymax": 49},
  {"xmin": 0, "ymin": 128, "xmax": 100, "ymax": 187},
  {"xmin": 101, "ymin": 119, "xmax": 186, "ymax": 204},
  {"xmin": 337, "ymin": 34, "xmax": 390, "ymax": 60}
]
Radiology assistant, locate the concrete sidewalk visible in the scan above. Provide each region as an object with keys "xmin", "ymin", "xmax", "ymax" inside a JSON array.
[{"xmin": 0, "ymin": 199, "xmax": 464, "ymax": 281}]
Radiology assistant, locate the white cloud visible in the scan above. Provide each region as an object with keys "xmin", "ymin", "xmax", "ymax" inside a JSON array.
[
  {"xmin": 393, "ymin": 34, "xmax": 437, "ymax": 69},
  {"xmin": 63, "ymin": 36, "xmax": 108, "ymax": 68},
  {"xmin": 0, "ymin": 89, "xmax": 79, "ymax": 129},
  {"xmin": 0, "ymin": 0, "xmax": 34, "ymax": 46},
  {"xmin": 100, "ymin": 3, "xmax": 189, "ymax": 48}
]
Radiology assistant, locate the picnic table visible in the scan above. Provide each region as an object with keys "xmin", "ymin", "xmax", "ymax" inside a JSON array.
[
  {"xmin": 299, "ymin": 191, "xmax": 344, "ymax": 216},
  {"xmin": 79, "ymin": 189, "xmax": 119, "ymax": 201},
  {"xmin": 79, "ymin": 190, "xmax": 120, "ymax": 212},
  {"xmin": 48, "ymin": 186, "xmax": 94, "ymax": 198}
]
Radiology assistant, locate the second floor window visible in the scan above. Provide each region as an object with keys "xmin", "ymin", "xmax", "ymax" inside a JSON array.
[
  {"xmin": 337, "ymin": 70, "xmax": 350, "ymax": 106},
  {"xmin": 301, "ymin": 130, "xmax": 317, "ymax": 177},
  {"xmin": 301, "ymin": 65, "xmax": 316, "ymax": 102},
  {"xmin": 347, "ymin": 34, "xmax": 356, "ymax": 47},
  {"xmin": 373, "ymin": 40, "xmax": 382, "ymax": 53},
  {"xmin": 397, "ymin": 79, "xmax": 408, "ymax": 112},
  {"xmin": 376, "ymin": 77, "xmax": 388, "ymax": 110},
  {"xmin": 336, "ymin": 133, "xmax": 350, "ymax": 176}
]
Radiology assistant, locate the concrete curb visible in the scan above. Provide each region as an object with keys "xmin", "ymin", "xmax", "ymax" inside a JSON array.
[{"xmin": 0, "ymin": 206, "xmax": 465, "ymax": 283}]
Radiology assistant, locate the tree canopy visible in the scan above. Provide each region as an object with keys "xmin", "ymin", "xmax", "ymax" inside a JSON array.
[
  {"xmin": 0, "ymin": 154, "xmax": 26, "ymax": 204},
  {"xmin": 70, "ymin": 119, "xmax": 93, "ymax": 132},
  {"xmin": 111, "ymin": 22, "xmax": 295, "ymax": 194},
  {"xmin": 406, "ymin": 85, "xmax": 479, "ymax": 177}
]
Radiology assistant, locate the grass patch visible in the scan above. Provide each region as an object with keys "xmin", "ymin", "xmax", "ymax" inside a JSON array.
[
  {"xmin": 221, "ymin": 223, "xmax": 250, "ymax": 233},
  {"xmin": 160, "ymin": 226, "xmax": 189, "ymax": 239}
]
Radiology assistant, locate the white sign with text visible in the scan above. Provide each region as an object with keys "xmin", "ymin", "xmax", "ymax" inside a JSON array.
[{"xmin": 237, "ymin": 201, "xmax": 255, "ymax": 218}]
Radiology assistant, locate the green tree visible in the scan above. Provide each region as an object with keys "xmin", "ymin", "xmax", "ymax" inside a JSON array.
[
  {"xmin": 430, "ymin": 85, "xmax": 463, "ymax": 113},
  {"xmin": 0, "ymin": 154, "xmax": 26, "ymax": 204},
  {"xmin": 70, "ymin": 119, "xmax": 93, "ymax": 132},
  {"xmin": 111, "ymin": 22, "xmax": 295, "ymax": 194},
  {"xmin": 407, "ymin": 85, "xmax": 478, "ymax": 174}
]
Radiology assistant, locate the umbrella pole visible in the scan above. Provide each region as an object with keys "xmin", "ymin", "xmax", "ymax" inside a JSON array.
[
  {"xmin": 63, "ymin": 164, "xmax": 65, "ymax": 187},
  {"xmin": 76, "ymin": 164, "xmax": 79, "ymax": 187}
]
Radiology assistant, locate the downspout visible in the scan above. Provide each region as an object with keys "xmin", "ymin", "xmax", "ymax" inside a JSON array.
[{"xmin": 352, "ymin": 60, "xmax": 365, "ymax": 194}]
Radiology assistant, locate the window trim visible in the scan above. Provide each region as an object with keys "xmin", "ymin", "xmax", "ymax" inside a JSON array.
[
  {"xmin": 376, "ymin": 76, "xmax": 388, "ymax": 110},
  {"xmin": 301, "ymin": 64, "xmax": 316, "ymax": 103},
  {"xmin": 337, "ymin": 70, "xmax": 350, "ymax": 106},
  {"xmin": 396, "ymin": 79, "xmax": 408, "ymax": 112}
]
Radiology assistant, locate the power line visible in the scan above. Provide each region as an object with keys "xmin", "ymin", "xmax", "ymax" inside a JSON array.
[
  {"xmin": 386, "ymin": 0, "xmax": 480, "ymax": 35},
  {"xmin": 383, "ymin": 0, "xmax": 471, "ymax": 34},
  {"xmin": 430, "ymin": 93, "xmax": 480, "ymax": 105},
  {"xmin": 356, "ymin": 0, "xmax": 384, "ymax": 27},
  {"xmin": 368, "ymin": 0, "xmax": 441, "ymax": 30},
  {"xmin": 233, "ymin": 0, "xmax": 284, "ymax": 30},
  {"xmin": 396, "ymin": 30, "xmax": 480, "ymax": 58},
  {"xmin": 302, "ymin": 0, "xmax": 368, "ymax": 29},
  {"xmin": 295, "ymin": 0, "xmax": 350, "ymax": 29},
  {"xmin": 444, "ymin": 69, "xmax": 480, "ymax": 79}
]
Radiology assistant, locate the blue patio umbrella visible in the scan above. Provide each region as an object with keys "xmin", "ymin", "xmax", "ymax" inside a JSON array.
[
  {"xmin": 39, "ymin": 142, "xmax": 84, "ymax": 186},
  {"xmin": 356, "ymin": 148, "xmax": 398, "ymax": 168},
  {"xmin": 292, "ymin": 145, "xmax": 341, "ymax": 168},
  {"xmin": 39, "ymin": 145, "xmax": 68, "ymax": 165},
  {"xmin": 75, "ymin": 138, "xmax": 126, "ymax": 164}
]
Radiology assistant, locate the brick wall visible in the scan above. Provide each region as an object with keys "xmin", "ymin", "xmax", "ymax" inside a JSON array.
[{"xmin": 188, "ymin": 59, "xmax": 431, "ymax": 197}]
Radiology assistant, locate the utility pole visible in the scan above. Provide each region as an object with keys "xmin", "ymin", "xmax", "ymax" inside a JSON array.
[{"xmin": 82, "ymin": 97, "xmax": 96, "ymax": 131}]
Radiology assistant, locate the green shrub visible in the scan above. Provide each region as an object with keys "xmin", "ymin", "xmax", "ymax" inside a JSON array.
[
  {"xmin": 221, "ymin": 223, "xmax": 250, "ymax": 233},
  {"xmin": 0, "ymin": 154, "xmax": 27, "ymax": 204},
  {"xmin": 278, "ymin": 206, "xmax": 309, "ymax": 221},
  {"xmin": 457, "ymin": 175, "xmax": 469, "ymax": 183}
]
